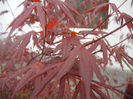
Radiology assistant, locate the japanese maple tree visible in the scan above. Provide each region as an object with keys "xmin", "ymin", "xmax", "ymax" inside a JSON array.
[{"xmin": 0, "ymin": 0, "xmax": 133, "ymax": 99}]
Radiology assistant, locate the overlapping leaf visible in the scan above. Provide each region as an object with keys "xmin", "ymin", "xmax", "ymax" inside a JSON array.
[
  {"xmin": 11, "ymin": 62, "xmax": 43, "ymax": 99},
  {"xmin": 51, "ymin": 0, "xmax": 77, "ymax": 25},
  {"xmin": 54, "ymin": 37, "xmax": 80, "ymax": 59},
  {"xmin": 113, "ymin": 46, "xmax": 133, "ymax": 70},
  {"xmin": 101, "ymin": 40, "xmax": 108, "ymax": 70},
  {"xmin": 58, "ymin": 75, "xmax": 66, "ymax": 99},
  {"xmin": 79, "ymin": 48, "xmax": 93, "ymax": 99},
  {"xmin": 82, "ymin": 3, "xmax": 109, "ymax": 15},
  {"xmin": 118, "ymin": 13, "xmax": 133, "ymax": 32},
  {"xmin": 7, "ymin": 3, "xmax": 46, "ymax": 37},
  {"xmin": 36, "ymin": 4, "xmax": 46, "ymax": 35},
  {"xmin": 7, "ymin": 4, "xmax": 36, "ymax": 37},
  {"xmin": 31, "ymin": 65, "xmax": 61, "ymax": 99},
  {"xmin": 88, "ymin": 40, "xmax": 109, "ymax": 70},
  {"xmin": 54, "ymin": 47, "xmax": 80, "ymax": 81}
]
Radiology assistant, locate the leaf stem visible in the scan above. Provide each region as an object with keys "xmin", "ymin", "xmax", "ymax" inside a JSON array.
[{"xmin": 83, "ymin": 18, "xmax": 133, "ymax": 47}]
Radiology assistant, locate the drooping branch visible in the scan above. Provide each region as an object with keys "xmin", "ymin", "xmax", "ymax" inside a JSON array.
[{"xmin": 83, "ymin": 18, "xmax": 133, "ymax": 47}]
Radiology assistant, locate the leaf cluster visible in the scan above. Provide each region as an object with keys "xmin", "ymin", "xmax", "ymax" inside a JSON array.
[{"xmin": 0, "ymin": 0, "xmax": 133, "ymax": 99}]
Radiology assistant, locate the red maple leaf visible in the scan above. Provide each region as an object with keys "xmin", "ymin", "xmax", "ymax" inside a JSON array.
[
  {"xmin": 46, "ymin": 18, "xmax": 58, "ymax": 31},
  {"xmin": 70, "ymin": 32, "xmax": 79, "ymax": 37}
]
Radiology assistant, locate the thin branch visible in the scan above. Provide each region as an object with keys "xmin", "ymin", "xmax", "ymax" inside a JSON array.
[
  {"xmin": 83, "ymin": 18, "xmax": 133, "ymax": 47},
  {"xmin": 118, "ymin": 0, "xmax": 127, "ymax": 9},
  {"xmin": 85, "ymin": 0, "xmax": 128, "ymax": 36},
  {"xmin": 111, "ymin": 36, "xmax": 129, "ymax": 48}
]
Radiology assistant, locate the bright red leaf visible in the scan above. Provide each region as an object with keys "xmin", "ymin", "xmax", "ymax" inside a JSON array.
[
  {"xmin": 47, "ymin": 18, "xmax": 58, "ymax": 31},
  {"xmin": 70, "ymin": 32, "xmax": 79, "ymax": 37}
]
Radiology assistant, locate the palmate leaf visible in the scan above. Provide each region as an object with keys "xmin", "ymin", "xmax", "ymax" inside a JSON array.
[
  {"xmin": 7, "ymin": 3, "xmax": 46, "ymax": 37},
  {"xmin": 79, "ymin": 48, "xmax": 93, "ymax": 99},
  {"xmin": 88, "ymin": 40, "xmax": 109, "ymax": 70},
  {"xmin": 6, "ymin": 65, "xmax": 31, "ymax": 83},
  {"xmin": 5, "ymin": 31, "xmax": 32, "ymax": 55},
  {"xmin": 118, "ymin": 13, "xmax": 133, "ymax": 32},
  {"xmin": 8, "ymin": 31, "xmax": 33, "ymax": 63},
  {"xmin": 11, "ymin": 68, "xmax": 33, "ymax": 99},
  {"xmin": 54, "ymin": 47, "xmax": 80, "ymax": 81},
  {"xmin": 7, "ymin": 4, "xmax": 35, "ymax": 37},
  {"xmin": 51, "ymin": 0, "xmax": 77, "ymax": 25},
  {"xmin": 113, "ymin": 48, "xmax": 124, "ymax": 70},
  {"xmin": 110, "ymin": 3, "xmax": 120, "ymax": 16},
  {"xmin": 10, "ymin": 62, "xmax": 62, "ymax": 99},
  {"xmin": 11, "ymin": 62, "xmax": 43, "ymax": 99},
  {"xmin": 54, "ymin": 37, "xmax": 80, "ymax": 59},
  {"xmin": 31, "ymin": 65, "xmax": 61, "ymax": 99},
  {"xmin": 114, "ymin": 46, "xmax": 133, "ymax": 70},
  {"xmin": 63, "ymin": 1, "xmax": 85, "ymax": 24},
  {"xmin": 92, "ymin": 84, "xmax": 108, "ymax": 99},
  {"xmin": 92, "ymin": 80, "xmax": 123, "ymax": 98},
  {"xmin": 91, "ymin": 55, "xmax": 105, "ymax": 83}
]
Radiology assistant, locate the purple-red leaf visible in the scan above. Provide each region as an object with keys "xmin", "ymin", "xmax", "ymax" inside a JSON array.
[
  {"xmin": 31, "ymin": 65, "xmax": 60, "ymax": 99},
  {"xmin": 72, "ymin": 81, "xmax": 81, "ymax": 99},
  {"xmin": 82, "ymin": 3, "xmax": 109, "ymax": 15},
  {"xmin": 7, "ymin": 4, "xmax": 36, "ymax": 37},
  {"xmin": 54, "ymin": 47, "xmax": 80, "ymax": 81},
  {"xmin": 118, "ymin": 13, "xmax": 133, "ymax": 32},
  {"xmin": 92, "ymin": 86, "xmax": 108, "ymax": 99},
  {"xmin": 51, "ymin": 0, "xmax": 77, "ymax": 25},
  {"xmin": 58, "ymin": 75, "xmax": 66, "ymax": 99},
  {"xmin": 36, "ymin": 4, "xmax": 46, "ymax": 35},
  {"xmin": 101, "ymin": 41, "xmax": 108, "ymax": 70},
  {"xmin": 79, "ymin": 48, "xmax": 93, "ymax": 99},
  {"xmin": 11, "ymin": 69, "xmax": 33, "ymax": 99},
  {"xmin": 63, "ymin": 2, "xmax": 85, "ymax": 24},
  {"xmin": 110, "ymin": 3, "xmax": 120, "ymax": 16}
]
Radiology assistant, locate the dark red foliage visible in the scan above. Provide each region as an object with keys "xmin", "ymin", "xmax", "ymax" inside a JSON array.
[{"xmin": 0, "ymin": 0, "xmax": 133, "ymax": 99}]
